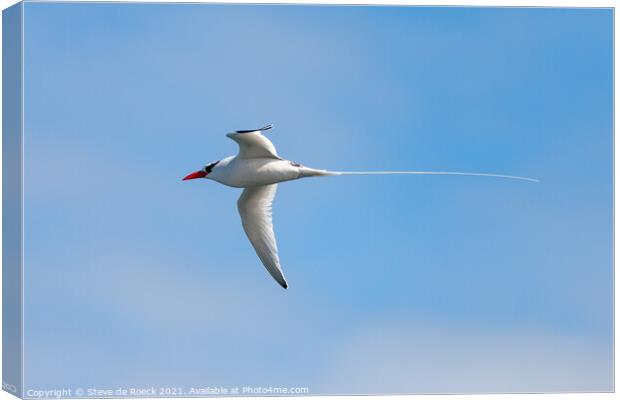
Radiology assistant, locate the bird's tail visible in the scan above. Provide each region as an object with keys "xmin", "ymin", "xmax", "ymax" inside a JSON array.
[{"xmin": 302, "ymin": 168, "xmax": 539, "ymax": 183}]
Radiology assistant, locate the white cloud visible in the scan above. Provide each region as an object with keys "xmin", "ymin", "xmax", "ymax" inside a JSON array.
[{"xmin": 319, "ymin": 317, "xmax": 612, "ymax": 394}]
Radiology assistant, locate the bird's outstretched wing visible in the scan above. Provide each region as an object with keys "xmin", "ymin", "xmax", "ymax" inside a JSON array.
[
  {"xmin": 237, "ymin": 184, "xmax": 288, "ymax": 289},
  {"xmin": 226, "ymin": 124, "xmax": 280, "ymax": 160}
]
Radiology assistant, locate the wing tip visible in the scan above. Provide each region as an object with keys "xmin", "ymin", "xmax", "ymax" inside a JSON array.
[{"xmin": 232, "ymin": 124, "xmax": 273, "ymax": 134}]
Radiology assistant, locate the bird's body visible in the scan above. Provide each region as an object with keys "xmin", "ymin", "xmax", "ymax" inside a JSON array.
[
  {"xmin": 207, "ymin": 156, "xmax": 328, "ymax": 188},
  {"xmin": 183, "ymin": 124, "xmax": 538, "ymax": 289}
]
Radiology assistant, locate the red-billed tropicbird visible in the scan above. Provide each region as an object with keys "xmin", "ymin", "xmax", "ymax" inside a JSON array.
[{"xmin": 183, "ymin": 124, "xmax": 538, "ymax": 289}]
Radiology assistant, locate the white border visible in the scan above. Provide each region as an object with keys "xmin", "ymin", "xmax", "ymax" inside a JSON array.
[{"xmin": 0, "ymin": 2, "xmax": 615, "ymax": 400}]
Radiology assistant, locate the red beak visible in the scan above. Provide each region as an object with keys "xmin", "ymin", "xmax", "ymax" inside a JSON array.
[{"xmin": 182, "ymin": 170, "xmax": 207, "ymax": 181}]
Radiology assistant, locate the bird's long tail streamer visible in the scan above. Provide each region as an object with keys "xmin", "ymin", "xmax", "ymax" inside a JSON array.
[{"xmin": 325, "ymin": 170, "xmax": 539, "ymax": 183}]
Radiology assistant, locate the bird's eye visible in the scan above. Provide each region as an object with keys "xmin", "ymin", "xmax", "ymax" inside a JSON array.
[{"xmin": 204, "ymin": 160, "xmax": 220, "ymax": 173}]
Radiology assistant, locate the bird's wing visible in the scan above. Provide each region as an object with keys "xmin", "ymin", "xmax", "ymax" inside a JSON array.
[
  {"xmin": 237, "ymin": 184, "xmax": 288, "ymax": 288},
  {"xmin": 226, "ymin": 124, "xmax": 280, "ymax": 160}
]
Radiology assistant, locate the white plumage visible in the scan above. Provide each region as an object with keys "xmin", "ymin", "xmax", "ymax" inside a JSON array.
[{"xmin": 237, "ymin": 184, "xmax": 287, "ymax": 288}]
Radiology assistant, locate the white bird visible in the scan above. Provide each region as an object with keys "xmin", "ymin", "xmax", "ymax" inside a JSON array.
[{"xmin": 183, "ymin": 124, "xmax": 538, "ymax": 289}]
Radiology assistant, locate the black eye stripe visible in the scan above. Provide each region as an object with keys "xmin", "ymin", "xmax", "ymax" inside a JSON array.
[{"xmin": 204, "ymin": 160, "xmax": 220, "ymax": 173}]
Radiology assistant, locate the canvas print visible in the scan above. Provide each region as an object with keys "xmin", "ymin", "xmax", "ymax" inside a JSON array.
[{"xmin": 2, "ymin": 2, "xmax": 613, "ymax": 397}]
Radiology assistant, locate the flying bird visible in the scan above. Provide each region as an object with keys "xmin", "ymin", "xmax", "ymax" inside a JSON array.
[{"xmin": 183, "ymin": 124, "xmax": 538, "ymax": 289}]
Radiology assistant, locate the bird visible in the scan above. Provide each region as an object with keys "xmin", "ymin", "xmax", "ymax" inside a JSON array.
[{"xmin": 183, "ymin": 124, "xmax": 538, "ymax": 289}]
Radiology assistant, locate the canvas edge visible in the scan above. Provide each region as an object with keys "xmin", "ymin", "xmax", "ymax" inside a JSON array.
[{"xmin": 2, "ymin": 2, "xmax": 24, "ymax": 399}]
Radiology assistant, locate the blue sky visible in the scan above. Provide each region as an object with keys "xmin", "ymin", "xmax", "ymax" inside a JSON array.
[{"xmin": 21, "ymin": 3, "xmax": 612, "ymax": 394}]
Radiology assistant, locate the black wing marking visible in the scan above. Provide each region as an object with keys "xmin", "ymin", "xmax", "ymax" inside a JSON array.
[{"xmin": 234, "ymin": 124, "xmax": 273, "ymax": 134}]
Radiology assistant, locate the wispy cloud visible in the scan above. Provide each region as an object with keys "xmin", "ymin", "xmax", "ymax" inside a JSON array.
[{"xmin": 319, "ymin": 318, "xmax": 612, "ymax": 394}]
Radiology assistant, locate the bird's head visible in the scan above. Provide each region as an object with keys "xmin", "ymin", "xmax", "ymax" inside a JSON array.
[{"xmin": 183, "ymin": 161, "xmax": 220, "ymax": 181}]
